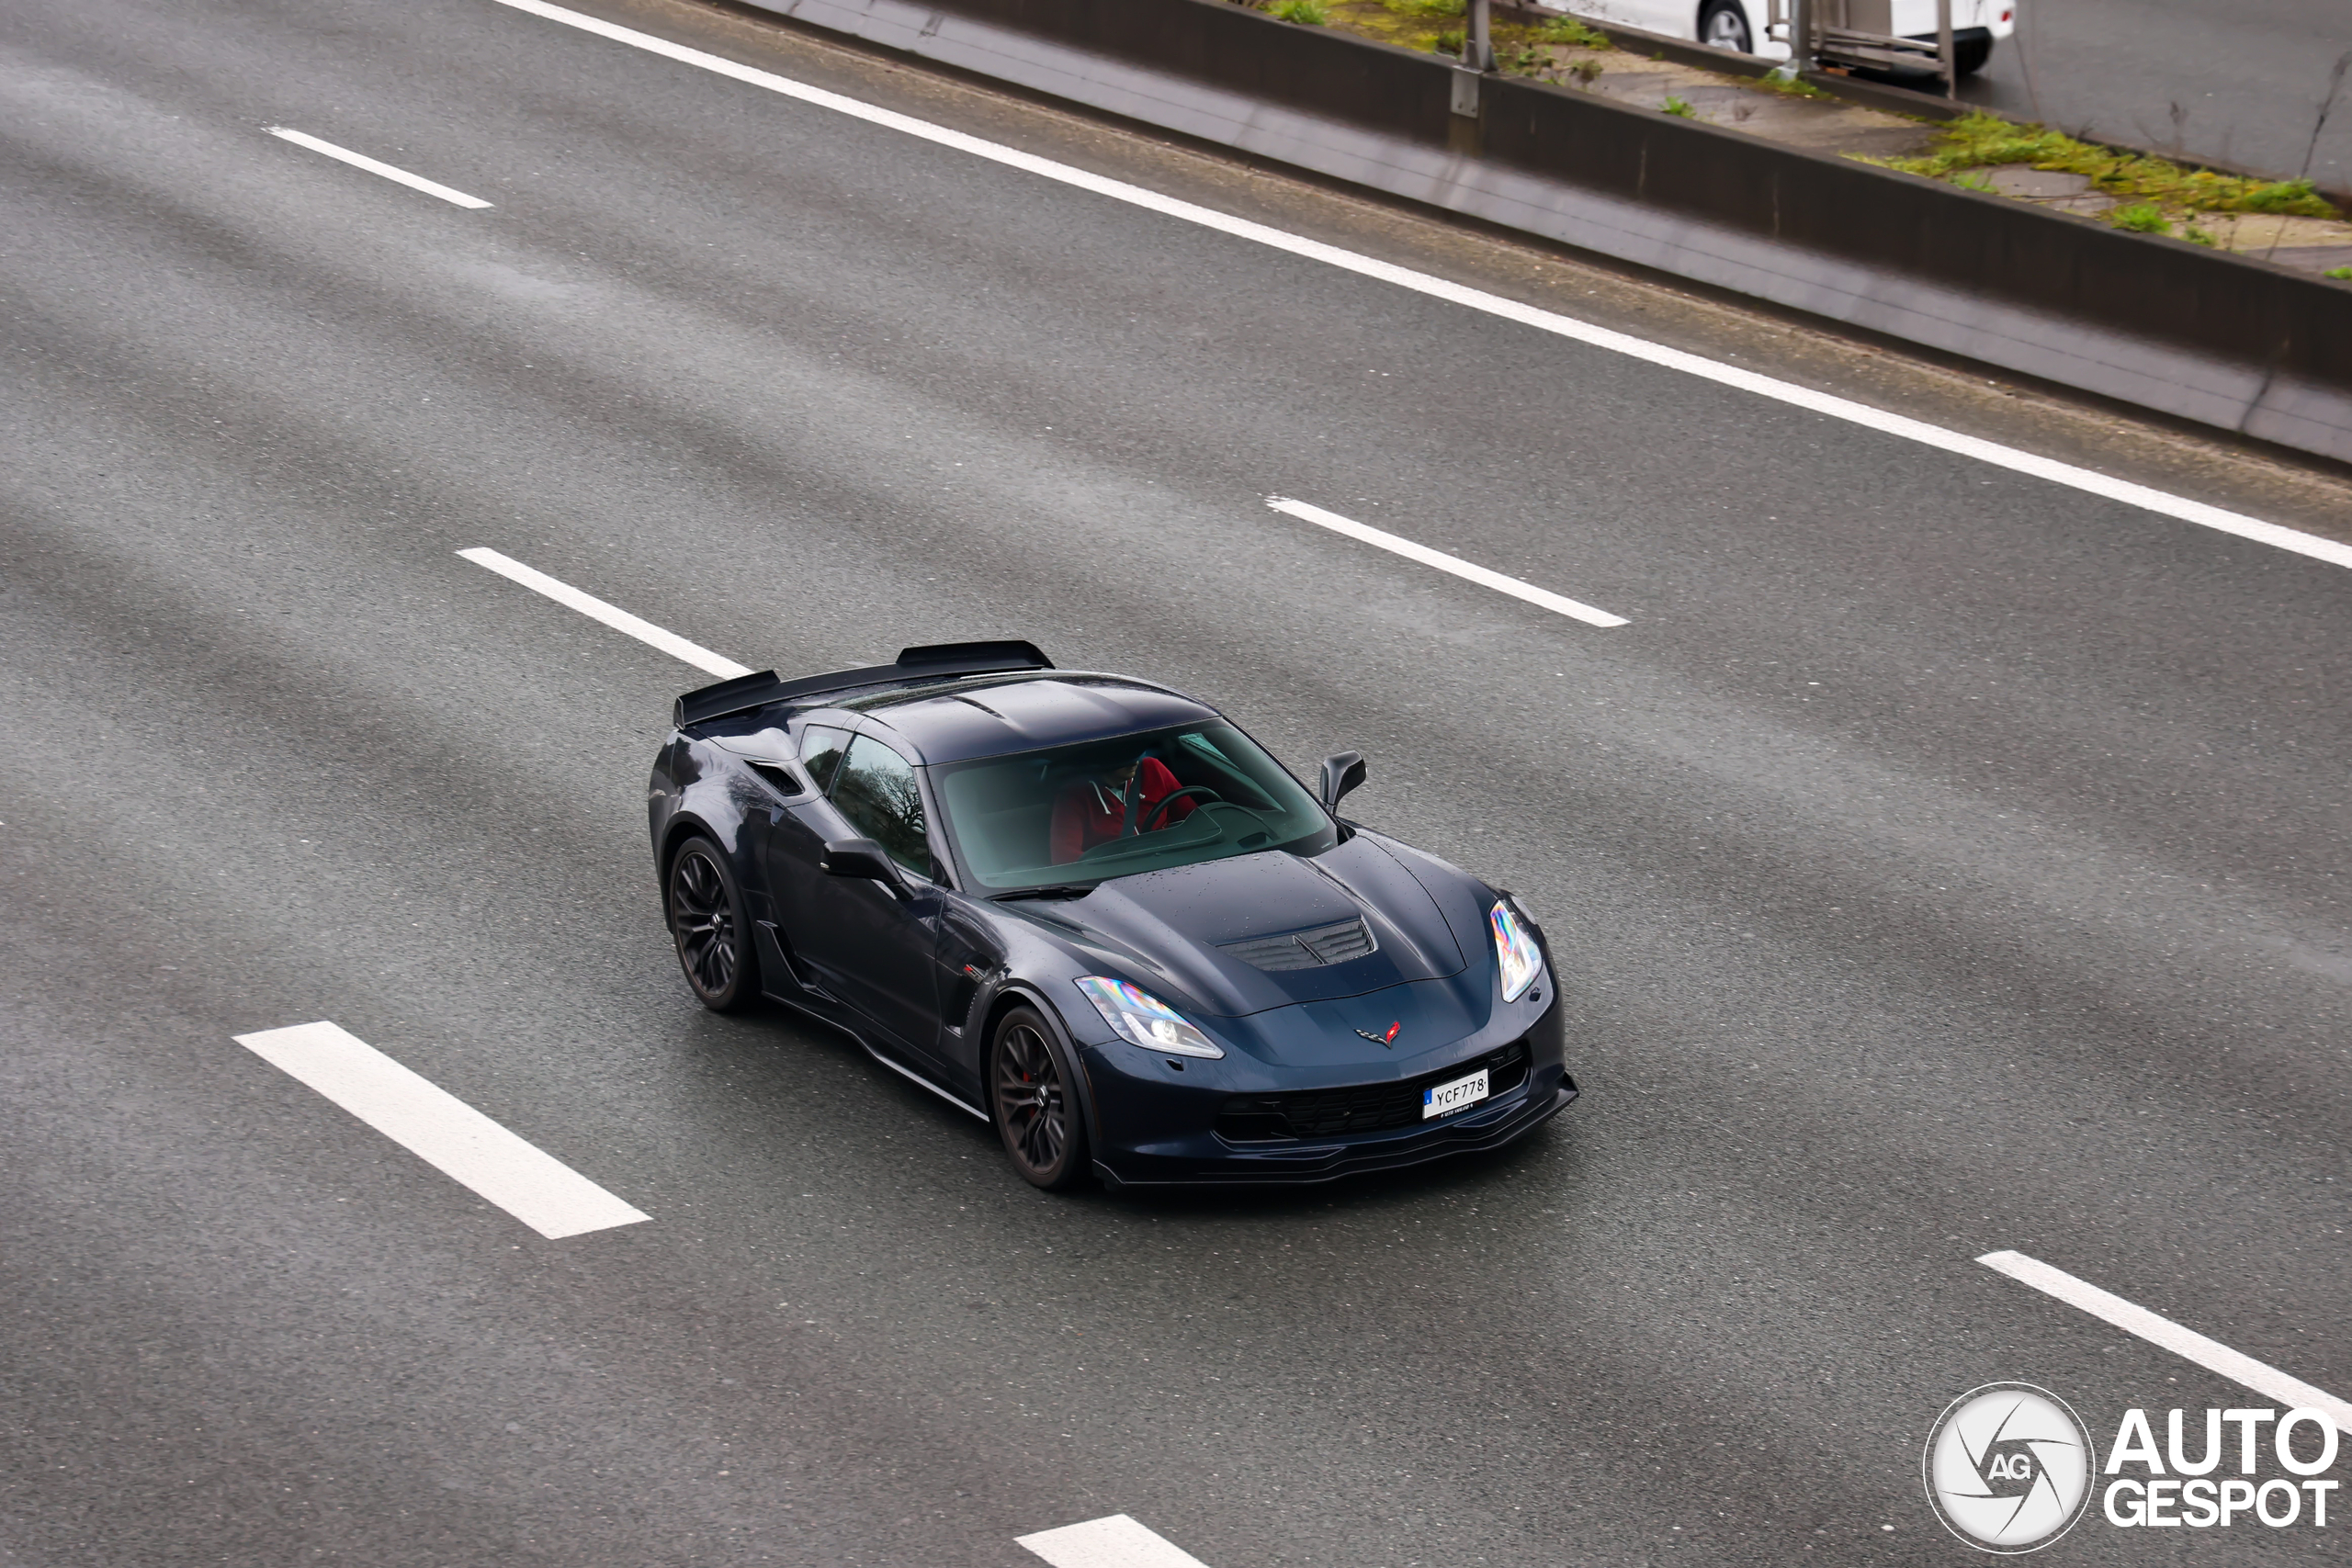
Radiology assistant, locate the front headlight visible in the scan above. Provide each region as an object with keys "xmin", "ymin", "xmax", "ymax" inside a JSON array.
[
  {"xmin": 1489, "ymin": 899, "xmax": 1543, "ymax": 1002},
  {"xmin": 1076, "ymin": 976, "xmax": 1226, "ymax": 1058}
]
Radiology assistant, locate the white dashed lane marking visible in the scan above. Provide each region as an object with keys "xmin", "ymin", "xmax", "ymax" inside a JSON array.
[
  {"xmin": 459, "ymin": 547, "xmax": 751, "ymax": 677},
  {"xmin": 1981, "ymin": 1250, "xmax": 2352, "ymax": 1435},
  {"xmin": 237, "ymin": 1021, "xmax": 650, "ymax": 1239},
  {"xmin": 1017, "ymin": 1515, "xmax": 1215, "ymax": 1568},
  {"xmin": 267, "ymin": 128, "xmax": 493, "ymax": 209},
  {"xmin": 1267, "ymin": 496, "xmax": 1626, "ymax": 627}
]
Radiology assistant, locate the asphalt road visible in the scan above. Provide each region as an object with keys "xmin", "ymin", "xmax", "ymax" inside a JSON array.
[
  {"xmin": 1961, "ymin": 0, "xmax": 2352, "ymax": 191},
  {"xmin": 4, "ymin": 0, "xmax": 2349, "ymax": 1564}
]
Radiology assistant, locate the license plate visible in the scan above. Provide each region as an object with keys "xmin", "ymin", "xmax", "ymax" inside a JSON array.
[{"xmin": 1422, "ymin": 1067, "xmax": 1489, "ymax": 1119}]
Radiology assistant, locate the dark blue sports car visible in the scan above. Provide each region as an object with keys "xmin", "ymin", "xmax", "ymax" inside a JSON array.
[{"xmin": 647, "ymin": 641, "xmax": 1576, "ymax": 1190}]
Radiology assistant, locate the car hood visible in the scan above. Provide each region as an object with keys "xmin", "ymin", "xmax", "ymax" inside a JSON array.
[{"xmin": 1015, "ymin": 837, "xmax": 1468, "ymax": 1018}]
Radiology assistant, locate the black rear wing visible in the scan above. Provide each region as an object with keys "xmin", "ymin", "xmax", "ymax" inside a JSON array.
[{"xmin": 673, "ymin": 640, "xmax": 1053, "ymax": 729}]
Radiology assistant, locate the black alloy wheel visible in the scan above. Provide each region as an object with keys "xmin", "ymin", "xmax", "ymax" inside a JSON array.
[
  {"xmin": 1698, "ymin": 0, "xmax": 1752, "ymax": 52},
  {"xmin": 990, "ymin": 1006, "xmax": 1091, "ymax": 1190},
  {"xmin": 668, "ymin": 837, "xmax": 760, "ymax": 1011}
]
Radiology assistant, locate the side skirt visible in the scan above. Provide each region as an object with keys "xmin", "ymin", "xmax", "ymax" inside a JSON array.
[
  {"xmin": 859, "ymin": 1042, "xmax": 991, "ymax": 1122},
  {"xmin": 755, "ymin": 982, "xmax": 990, "ymax": 1123}
]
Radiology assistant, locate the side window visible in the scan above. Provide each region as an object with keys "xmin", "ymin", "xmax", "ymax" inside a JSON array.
[
  {"xmin": 831, "ymin": 734, "xmax": 933, "ymax": 878},
  {"xmin": 797, "ymin": 725, "xmax": 853, "ymax": 795}
]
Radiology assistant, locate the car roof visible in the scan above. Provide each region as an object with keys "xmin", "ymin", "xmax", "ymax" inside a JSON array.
[{"xmin": 824, "ymin": 673, "xmax": 1223, "ymax": 764}]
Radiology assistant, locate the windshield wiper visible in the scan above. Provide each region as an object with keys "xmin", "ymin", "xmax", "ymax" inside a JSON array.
[{"xmin": 989, "ymin": 885, "xmax": 1095, "ymax": 901}]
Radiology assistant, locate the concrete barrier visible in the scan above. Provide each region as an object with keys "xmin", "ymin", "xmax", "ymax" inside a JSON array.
[{"xmin": 744, "ymin": 0, "xmax": 2352, "ymax": 464}]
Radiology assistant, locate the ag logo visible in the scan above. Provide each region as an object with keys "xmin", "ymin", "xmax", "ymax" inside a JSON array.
[{"xmin": 1924, "ymin": 1383, "xmax": 2096, "ymax": 1553}]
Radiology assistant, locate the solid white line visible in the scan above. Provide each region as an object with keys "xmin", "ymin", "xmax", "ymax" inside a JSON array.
[
  {"xmin": 458, "ymin": 547, "xmax": 752, "ymax": 678},
  {"xmin": 236, "ymin": 1021, "xmax": 649, "ymax": 1239},
  {"xmin": 1267, "ymin": 495, "xmax": 1626, "ymax": 626},
  {"xmin": 267, "ymin": 128, "xmax": 493, "ymax": 209},
  {"xmin": 483, "ymin": 0, "xmax": 2352, "ymax": 577},
  {"xmin": 1016, "ymin": 1515, "xmax": 1214, "ymax": 1568},
  {"xmin": 1980, "ymin": 1250, "xmax": 2352, "ymax": 1435}
]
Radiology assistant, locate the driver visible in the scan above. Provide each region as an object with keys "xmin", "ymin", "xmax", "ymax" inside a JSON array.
[{"xmin": 1050, "ymin": 755, "xmax": 1196, "ymax": 863}]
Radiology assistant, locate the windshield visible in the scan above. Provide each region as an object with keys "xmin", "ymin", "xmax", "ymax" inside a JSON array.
[{"xmin": 931, "ymin": 722, "xmax": 1337, "ymax": 892}]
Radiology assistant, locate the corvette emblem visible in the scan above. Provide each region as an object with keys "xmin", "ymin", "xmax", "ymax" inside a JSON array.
[{"xmin": 1355, "ymin": 1021, "xmax": 1402, "ymax": 1048}]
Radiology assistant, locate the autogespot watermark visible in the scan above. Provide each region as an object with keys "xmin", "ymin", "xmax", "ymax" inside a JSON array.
[
  {"xmin": 2101, "ymin": 1405, "xmax": 2339, "ymax": 1531},
  {"xmin": 1924, "ymin": 1384, "xmax": 2096, "ymax": 1552},
  {"xmin": 1924, "ymin": 1385, "xmax": 2342, "ymax": 1551}
]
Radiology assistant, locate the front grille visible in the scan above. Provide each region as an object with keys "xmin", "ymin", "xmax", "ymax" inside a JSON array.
[
  {"xmin": 1216, "ymin": 1040, "xmax": 1532, "ymax": 1142},
  {"xmin": 1218, "ymin": 917, "xmax": 1376, "ymax": 972}
]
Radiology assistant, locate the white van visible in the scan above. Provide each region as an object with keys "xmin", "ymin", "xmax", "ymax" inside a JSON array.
[{"xmin": 1554, "ymin": 0, "xmax": 2016, "ymax": 78}]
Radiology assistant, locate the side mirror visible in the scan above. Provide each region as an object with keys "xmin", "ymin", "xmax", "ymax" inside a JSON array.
[
  {"xmin": 1318, "ymin": 750, "xmax": 1367, "ymax": 812},
  {"xmin": 821, "ymin": 838, "xmax": 906, "ymax": 891}
]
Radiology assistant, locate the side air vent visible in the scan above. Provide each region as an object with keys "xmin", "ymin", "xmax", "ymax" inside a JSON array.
[{"xmin": 1218, "ymin": 917, "xmax": 1377, "ymax": 972}]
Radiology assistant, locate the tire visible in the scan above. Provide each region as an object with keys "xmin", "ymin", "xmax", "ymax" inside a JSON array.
[
  {"xmin": 667, "ymin": 836, "xmax": 761, "ymax": 1011},
  {"xmin": 989, "ymin": 1005, "xmax": 1091, "ymax": 1190},
  {"xmin": 1953, "ymin": 37, "xmax": 1990, "ymax": 76},
  {"xmin": 1698, "ymin": 0, "xmax": 1751, "ymax": 53}
]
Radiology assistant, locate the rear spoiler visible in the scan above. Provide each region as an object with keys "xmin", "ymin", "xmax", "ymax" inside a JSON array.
[{"xmin": 673, "ymin": 640, "xmax": 1053, "ymax": 729}]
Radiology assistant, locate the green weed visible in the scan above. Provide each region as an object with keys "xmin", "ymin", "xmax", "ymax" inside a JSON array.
[
  {"xmin": 1380, "ymin": 0, "xmax": 1465, "ymax": 17},
  {"xmin": 2109, "ymin": 203, "xmax": 2168, "ymax": 233},
  {"xmin": 1538, "ymin": 15, "xmax": 1610, "ymax": 46},
  {"xmin": 1660, "ymin": 95, "xmax": 1696, "ymax": 118},
  {"xmin": 2327, "ymin": 265, "xmax": 2352, "ymax": 280},
  {"xmin": 1754, "ymin": 65, "xmax": 1832, "ymax": 99},
  {"xmin": 1951, "ymin": 170, "xmax": 1995, "ymax": 192},
  {"xmin": 1887, "ymin": 111, "xmax": 2341, "ymax": 219},
  {"xmin": 1269, "ymin": 0, "xmax": 1329, "ymax": 21},
  {"xmin": 2241, "ymin": 177, "xmax": 2327, "ymax": 214},
  {"xmin": 2184, "ymin": 225, "xmax": 2217, "ymax": 246},
  {"xmin": 1431, "ymin": 27, "xmax": 1464, "ymax": 52}
]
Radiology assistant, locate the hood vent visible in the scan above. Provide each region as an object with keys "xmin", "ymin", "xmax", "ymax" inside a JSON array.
[{"xmin": 1219, "ymin": 917, "xmax": 1377, "ymax": 972}]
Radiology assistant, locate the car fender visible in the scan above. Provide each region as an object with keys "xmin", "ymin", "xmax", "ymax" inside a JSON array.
[
  {"xmin": 1358, "ymin": 830, "xmax": 1499, "ymax": 980},
  {"xmin": 985, "ymin": 978, "xmax": 1109, "ymax": 1157},
  {"xmin": 647, "ymin": 736, "xmax": 694, "ymax": 886},
  {"xmin": 656, "ymin": 801, "xmax": 736, "ymax": 871},
  {"xmin": 659, "ymin": 741, "xmax": 776, "ymax": 887}
]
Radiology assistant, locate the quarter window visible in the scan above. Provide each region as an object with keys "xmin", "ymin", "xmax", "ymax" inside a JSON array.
[
  {"xmin": 831, "ymin": 734, "xmax": 934, "ymax": 878},
  {"xmin": 797, "ymin": 724, "xmax": 853, "ymax": 795}
]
